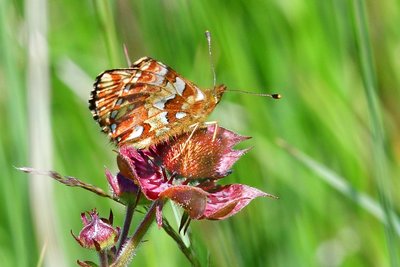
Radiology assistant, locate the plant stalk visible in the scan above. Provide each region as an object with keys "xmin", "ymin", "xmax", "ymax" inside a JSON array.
[
  {"xmin": 99, "ymin": 250, "xmax": 108, "ymax": 267},
  {"xmin": 162, "ymin": 218, "xmax": 200, "ymax": 267},
  {"xmin": 111, "ymin": 200, "xmax": 160, "ymax": 267},
  {"xmin": 117, "ymin": 195, "xmax": 140, "ymax": 254}
]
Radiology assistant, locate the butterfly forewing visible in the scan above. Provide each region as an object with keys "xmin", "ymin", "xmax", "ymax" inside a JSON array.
[{"xmin": 89, "ymin": 57, "xmax": 226, "ymax": 148}]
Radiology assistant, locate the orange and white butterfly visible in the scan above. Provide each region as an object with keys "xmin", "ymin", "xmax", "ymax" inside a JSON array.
[{"xmin": 89, "ymin": 57, "xmax": 226, "ymax": 148}]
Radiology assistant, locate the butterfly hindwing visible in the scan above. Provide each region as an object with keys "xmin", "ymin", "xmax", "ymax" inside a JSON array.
[{"xmin": 89, "ymin": 57, "xmax": 226, "ymax": 148}]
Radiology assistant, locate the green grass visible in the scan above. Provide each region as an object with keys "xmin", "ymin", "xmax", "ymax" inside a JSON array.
[{"xmin": 1, "ymin": 0, "xmax": 399, "ymax": 266}]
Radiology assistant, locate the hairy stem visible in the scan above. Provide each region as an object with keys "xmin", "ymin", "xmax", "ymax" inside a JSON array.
[
  {"xmin": 111, "ymin": 200, "xmax": 160, "ymax": 267},
  {"xmin": 116, "ymin": 201, "xmax": 136, "ymax": 254},
  {"xmin": 162, "ymin": 218, "xmax": 200, "ymax": 267},
  {"xmin": 99, "ymin": 250, "xmax": 108, "ymax": 267},
  {"xmin": 117, "ymin": 191, "xmax": 142, "ymax": 254}
]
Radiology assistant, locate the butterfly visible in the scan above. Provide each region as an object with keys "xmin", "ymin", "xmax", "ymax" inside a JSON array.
[{"xmin": 89, "ymin": 57, "xmax": 226, "ymax": 148}]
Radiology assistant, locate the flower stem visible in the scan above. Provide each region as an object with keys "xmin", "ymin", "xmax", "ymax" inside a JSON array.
[
  {"xmin": 99, "ymin": 250, "xmax": 108, "ymax": 267},
  {"xmin": 162, "ymin": 218, "xmax": 200, "ymax": 267},
  {"xmin": 111, "ymin": 200, "xmax": 160, "ymax": 267},
  {"xmin": 116, "ymin": 198, "xmax": 138, "ymax": 254}
]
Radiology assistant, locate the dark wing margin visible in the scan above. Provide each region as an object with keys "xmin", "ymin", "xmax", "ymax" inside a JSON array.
[{"xmin": 89, "ymin": 68, "xmax": 137, "ymax": 133}]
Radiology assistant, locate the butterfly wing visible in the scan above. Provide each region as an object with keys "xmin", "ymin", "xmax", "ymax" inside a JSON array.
[{"xmin": 89, "ymin": 57, "xmax": 216, "ymax": 148}]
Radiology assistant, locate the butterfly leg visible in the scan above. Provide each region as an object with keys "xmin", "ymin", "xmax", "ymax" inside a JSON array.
[
  {"xmin": 171, "ymin": 122, "xmax": 200, "ymax": 161},
  {"xmin": 203, "ymin": 121, "xmax": 219, "ymax": 142}
]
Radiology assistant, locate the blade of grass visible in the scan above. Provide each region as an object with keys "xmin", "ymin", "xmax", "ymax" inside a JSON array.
[
  {"xmin": 25, "ymin": 0, "xmax": 68, "ymax": 265},
  {"xmin": 277, "ymin": 139, "xmax": 400, "ymax": 237},
  {"xmin": 93, "ymin": 0, "xmax": 121, "ymax": 66},
  {"xmin": 0, "ymin": 0, "xmax": 27, "ymax": 157},
  {"xmin": 56, "ymin": 57, "xmax": 93, "ymax": 102},
  {"xmin": 352, "ymin": 1, "xmax": 399, "ymax": 265},
  {"xmin": 0, "ymin": 0, "xmax": 31, "ymax": 265}
]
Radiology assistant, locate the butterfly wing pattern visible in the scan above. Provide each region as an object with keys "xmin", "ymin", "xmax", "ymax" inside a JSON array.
[{"xmin": 89, "ymin": 57, "xmax": 226, "ymax": 148}]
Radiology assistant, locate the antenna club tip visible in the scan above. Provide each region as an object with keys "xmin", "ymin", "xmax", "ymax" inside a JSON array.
[{"xmin": 272, "ymin": 93, "xmax": 282, "ymax": 99}]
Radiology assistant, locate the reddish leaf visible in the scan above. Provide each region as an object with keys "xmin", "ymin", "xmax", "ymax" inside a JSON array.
[
  {"xmin": 160, "ymin": 185, "xmax": 208, "ymax": 219},
  {"xmin": 202, "ymin": 184, "xmax": 277, "ymax": 220}
]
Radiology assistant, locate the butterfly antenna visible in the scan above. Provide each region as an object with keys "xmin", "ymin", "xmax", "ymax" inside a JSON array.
[
  {"xmin": 205, "ymin": 30, "xmax": 217, "ymax": 88},
  {"xmin": 123, "ymin": 44, "xmax": 132, "ymax": 67},
  {"xmin": 226, "ymin": 89, "xmax": 282, "ymax": 99},
  {"xmin": 204, "ymin": 31, "xmax": 281, "ymax": 100}
]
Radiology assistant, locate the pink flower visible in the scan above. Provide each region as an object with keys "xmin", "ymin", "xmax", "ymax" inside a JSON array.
[
  {"xmin": 105, "ymin": 169, "xmax": 141, "ymax": 204},
  {"xmin": 116, "ymin": 125, "xmax": 277, "ymax": 226},
  {"xmin": 72, "ymin": 209, "xmax": 120, "ymax": 251}
]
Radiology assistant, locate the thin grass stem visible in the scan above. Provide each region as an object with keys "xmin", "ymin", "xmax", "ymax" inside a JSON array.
[{"xmin": 352, "ymin": 1, "xmax": 399, "ymax": 265}]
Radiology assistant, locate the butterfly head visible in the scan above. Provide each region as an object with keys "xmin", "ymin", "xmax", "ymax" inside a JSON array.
[{"xmin": 214, "ymin": 84, "xmax": 227, "ymax": 104}]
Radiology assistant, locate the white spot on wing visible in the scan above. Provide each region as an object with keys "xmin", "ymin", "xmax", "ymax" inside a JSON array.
[
  {"xmin": 116, "ymin": 98, "xmax": 124, "ymax": 106},
  {"xmin": 110, "ymin": 110, "xmax": 119, "ymax": 119},
  {"xmin": 141, "ymin": 62, "xmax": 151, "ymax": 70},
  {"xmin": 153, "ymin": 101, "xmax": 165, "ymax": 110},
  {"xmin": 110, "ymin": 123, "xmax": 117, "ymax": 133},
  {"xmin": 131, "ymin": 71, "xmax": 141, "ymax": 84},
  {"xmin": 159, "ymin": 111, "xmax": 169, "ymax": 124},
  {"xmin": 133, "ymin": 57, "xmax": 148, "ymax": 66},
  {"xmin": 157, "ymin": 66, "xmax": 168, "ymax": 76},
  {"xmin": 153, "ymin": 94, "xmax": 176, "ymax": 110},
  {"xmin": 174, "ymin": 77, "xmax": 185, "ymax": 95},
  {"xmin": 123, "ymin": 84, "xmax": 132, "ymax": 92},
  {"xmin": 145, "ymin": 111, "xmax": 169, "ymax": 132},
  {"xmin": 195, "ymin": 87, "xmax": 205, "ymax": 101},
  {"xmin": 129, "ymin": 125, "xmax": 144, "ymax": 139},
  {"xmin": 101, "ymin": 73, "xmax": 112, "ymax": 81},
  {"xmin": 175, "ymin": 112, "xmax": 187, "ymax": 119},
  {"xmin": 151, "ymin": 74, "xmax": 164, "ymax": 86}
]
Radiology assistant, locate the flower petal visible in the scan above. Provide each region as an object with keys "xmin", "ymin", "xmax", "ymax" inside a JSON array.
[
  {"xmin": 160, "ymin": 185, "xmax": 208, "ymax": 219},
  {"xmin": 105, "ymin": 169, "xmax": 139, "ymax": 202},
  {"xmin": 202, "ymin": 184, "xmax": 277, "ymax": 220},
  {"xmin": 118, "ymin": 146, "xmax": 169, "ymax": 200},
  {"xmin": 159, "ymin": 126, "xmax": 250, "ymax": 179}
]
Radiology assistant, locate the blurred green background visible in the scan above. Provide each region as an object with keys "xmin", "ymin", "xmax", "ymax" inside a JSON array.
[{"xmin": 1, "ymin": 0, "xmax": 399, "ymax": 266}]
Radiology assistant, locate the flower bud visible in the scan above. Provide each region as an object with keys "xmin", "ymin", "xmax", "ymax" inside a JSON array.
[
  {"xmin": 72, "ymin": 210, "xmax": 120, "ymax": 251},
  {"xmin": 105, "ymin": 169, "xmax": 140, "ymax": 204}
]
